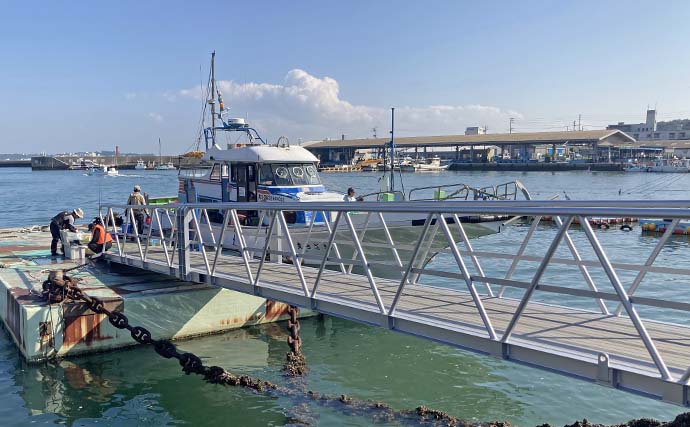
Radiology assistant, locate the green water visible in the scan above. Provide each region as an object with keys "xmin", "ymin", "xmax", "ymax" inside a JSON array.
[{"xmin": 0, "ymin": 167, "xmax": 688, "ymax": 426}]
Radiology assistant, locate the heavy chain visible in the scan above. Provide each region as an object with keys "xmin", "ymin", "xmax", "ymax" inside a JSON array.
[
  {"xmin": 41, "ymin": 270, "xmax": 237, "ymax": 380},
  {"xmin": 39, "ymin": 270, "xmax": 525, "ymax": 426},
  {"xmin": 284, "ymin": 305, "xmax": 307, "ymax": 376},
  {"xmin": 287, "ymin": 305, "xmax": 302, "ymax": 355}
]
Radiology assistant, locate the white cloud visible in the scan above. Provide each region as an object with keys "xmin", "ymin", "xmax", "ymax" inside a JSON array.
[
  {"xmin": 170, "ymin": 69, "xmax": 522, "ymax": 141},
  {"xmin": 124, "ymin": 92, "xmax": 137, "ymax": 100},
  {"xmin": 148, "ymin": 112, "xmax": 163, "ymax": 123}
]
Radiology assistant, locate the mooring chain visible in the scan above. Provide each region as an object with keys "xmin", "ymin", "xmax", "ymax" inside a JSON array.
[
  {"xmin": 287, "ymin": 305, "xmax": 302, "ymax": 355},
  {"xmin": 284, "ymin": 305, "xmax": 308, "ymax": 376},
  {"xmin": 39, "ymin": 270, "xmax": 675, "ymax": 426},
  {"xmin": 41, "ymin": 272, "xmax": 206, "ymax": 376}
]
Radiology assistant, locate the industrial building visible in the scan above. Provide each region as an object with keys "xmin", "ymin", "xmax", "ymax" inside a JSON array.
[{"xmin": 305, "ymin": 129, "xmax": 636, "ymax": 165}]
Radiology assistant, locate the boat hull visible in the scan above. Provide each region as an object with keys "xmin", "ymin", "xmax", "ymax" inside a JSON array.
[{"xmin": 183, "ymin": 214, "xmax": 500, "ymax": 279}]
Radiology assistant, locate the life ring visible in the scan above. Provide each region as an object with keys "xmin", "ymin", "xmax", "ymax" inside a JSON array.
[{"xmin": 620, "ymin": 224, "xmax": 633, "ymax": 231}]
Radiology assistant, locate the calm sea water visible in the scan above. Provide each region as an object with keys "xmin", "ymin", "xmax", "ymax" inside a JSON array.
[{"xmin": 1, "ymin": 167, "xmax": 689, "ymax": 426}]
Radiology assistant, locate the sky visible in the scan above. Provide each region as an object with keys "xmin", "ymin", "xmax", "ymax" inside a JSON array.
[{"xmin": 2, "ymin": 1, "xmax": 690, "ymax": 154}]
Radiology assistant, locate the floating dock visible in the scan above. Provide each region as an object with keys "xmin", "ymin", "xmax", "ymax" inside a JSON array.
[{"xmin": 0, "ymin": 227, "xmax": 301, "ymax": 363}]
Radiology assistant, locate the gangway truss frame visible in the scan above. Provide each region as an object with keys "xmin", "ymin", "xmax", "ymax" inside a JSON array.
[{"xmin": 99, "ymin": 199, "xmax": 690, "ymax": 407}]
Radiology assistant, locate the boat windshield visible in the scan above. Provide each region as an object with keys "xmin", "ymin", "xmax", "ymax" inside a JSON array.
[{"xmin": 260, "ymin": 163, "xmax": 321, "ymax": 186}]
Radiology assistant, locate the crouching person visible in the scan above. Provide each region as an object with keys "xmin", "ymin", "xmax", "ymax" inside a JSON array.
[{"xmin": 87, "ymin": 218, "xmax": 113, "ymax": 256}]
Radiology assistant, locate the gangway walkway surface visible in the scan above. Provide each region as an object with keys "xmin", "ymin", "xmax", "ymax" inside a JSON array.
[{"xmin": 99, "ymin": 200, "xmax": 690, "ymax": 407}]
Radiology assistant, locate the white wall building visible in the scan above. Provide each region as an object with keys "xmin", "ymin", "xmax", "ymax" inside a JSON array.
[
  {"xmin": 607, "ymin": 109, "xmax": 690, "ymax": 141},
  {"xmin": 465, "ymin": 126, "xmax": 486, "ymax": 135}
]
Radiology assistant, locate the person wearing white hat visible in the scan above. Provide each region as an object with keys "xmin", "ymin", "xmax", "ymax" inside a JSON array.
[
  {"xmin": 126, "ymin": 185, "xmax": 148, "ymax": 235},
  {"xmin": 49, "ymin": 208, "xmax": 84, "ymax": 256}
]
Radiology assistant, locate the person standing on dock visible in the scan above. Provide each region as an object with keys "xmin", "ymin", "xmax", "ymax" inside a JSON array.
[
  {"xmin": 126, "ymin": 185, "xmax": 149, "ymax": 235},
  {"xmin": 49, "ymin": 208, "xmax": 84, "ymax": 256}
]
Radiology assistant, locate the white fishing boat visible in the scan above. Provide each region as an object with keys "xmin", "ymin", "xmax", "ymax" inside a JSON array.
[
  {"xmin": 135, "ymin": 159, "xmax": 147, "ymax": 170},
  {"xmin": 400, "ymin": 156, "xmax": 449, "ymax": 172},
  {"xmin": 102, "ymin": 165, "xmax": 119, "ymax": 176},
  {"xmin": 154, "ymin": 138, "xmax": 176, "ymax": 170},
  {"xmin": 148, "ymin": 53, "xmax": 530, "ymax": 277},
  {"xmin": 155, "ymin": 162, "xmax": 176, "ymax": 170},
  {"xmin": 625, "ymin": 158, "xmax": 690, "ymax": 173}
]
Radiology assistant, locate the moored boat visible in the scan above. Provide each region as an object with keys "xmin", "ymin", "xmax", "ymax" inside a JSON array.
[
  {"xmin": 145, "ymin": 53, "xmax": 530, "ymax": 277},
  {"xmin": 400, "ymin": 156, "xmax": 449, "ymax": 172}
]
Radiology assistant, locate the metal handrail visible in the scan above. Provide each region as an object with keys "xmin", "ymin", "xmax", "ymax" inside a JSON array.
[{"xmin": 98, "ymin": 199, "xmax": 690, "ymax": 389}]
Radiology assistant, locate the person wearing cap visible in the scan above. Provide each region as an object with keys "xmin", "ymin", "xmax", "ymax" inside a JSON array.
[
  {"xmin": 49, "ymin": 208, "xmax": 83, "ymax": 256},
  {"xmin": 126, "ymin": 185, "xmax": 149, "ymax": 235}
]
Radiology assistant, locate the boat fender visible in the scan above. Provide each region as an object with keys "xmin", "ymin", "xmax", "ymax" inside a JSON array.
[{"xmin": 620, "ymin": 224, "xmax": 633, "ymax": 231}]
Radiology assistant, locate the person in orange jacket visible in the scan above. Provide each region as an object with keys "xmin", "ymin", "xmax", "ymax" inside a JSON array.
[{"xmin": 87, "ymin": 217, "xmax": 113, "ymax": 254}]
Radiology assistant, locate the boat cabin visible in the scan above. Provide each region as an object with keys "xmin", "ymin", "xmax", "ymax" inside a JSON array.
[{"xmin": 178, "ymin": 144, "xmax": 343, "ymax": 225}]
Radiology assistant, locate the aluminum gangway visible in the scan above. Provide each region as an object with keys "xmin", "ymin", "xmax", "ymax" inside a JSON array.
[{"xmin": 98, "ymin": 199, "xmax": 690, "ymax": 407}]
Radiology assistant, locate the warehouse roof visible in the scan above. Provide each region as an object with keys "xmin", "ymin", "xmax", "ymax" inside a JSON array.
[{"xmin": 306, "ymin": 129, "xmax": 635, "ymax": 149}]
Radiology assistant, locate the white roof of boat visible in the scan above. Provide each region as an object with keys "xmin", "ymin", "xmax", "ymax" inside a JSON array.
[{"xmin": 205, "ymin": 145, "xmax": 319, "ymax": 163}]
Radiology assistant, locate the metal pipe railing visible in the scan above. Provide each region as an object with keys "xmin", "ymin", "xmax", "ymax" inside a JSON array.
[{"xmin": 97, "ymin": 199, "xmax": 690, "ymax": 384}]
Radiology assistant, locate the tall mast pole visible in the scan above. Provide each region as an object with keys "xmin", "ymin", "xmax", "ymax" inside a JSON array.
[
  {"xmin": 390, "ymin": 107, "xmax": 395, "ymax": 192},
  {"xmin": 210, "ymin": 51, "xmax": 217, "ymax": 147}
]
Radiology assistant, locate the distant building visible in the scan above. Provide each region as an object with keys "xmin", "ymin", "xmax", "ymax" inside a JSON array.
[
  {"xmin": 607, "ymin": 109, "xmax": 690, "ymax": 141},
  {"xmin": 465, "ymin": 126, "xmax": 486, "ymax": 135}
]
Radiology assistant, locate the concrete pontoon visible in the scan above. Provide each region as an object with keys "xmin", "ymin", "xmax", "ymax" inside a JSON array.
[{"xmin": 0, "ymin": 227, "xmax": 302, "ymax": 363}]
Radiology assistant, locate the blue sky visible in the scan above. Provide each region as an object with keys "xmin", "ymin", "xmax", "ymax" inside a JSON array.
[{"xmin": 2, "ymin": 1, "xmax": 690, "ymax": 153}]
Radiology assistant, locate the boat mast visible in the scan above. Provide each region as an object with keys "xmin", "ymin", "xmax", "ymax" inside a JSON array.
[
  {"xmin": 158, "ymin": 137, "xmax": 162, "ymax": 166},
  {"xmin": 390, "ymin": 107, "xmax": 395, "ymax": 192},
  {"xmin": 209, "ymin": 51, "xmax": 216, "ymax": 149}
]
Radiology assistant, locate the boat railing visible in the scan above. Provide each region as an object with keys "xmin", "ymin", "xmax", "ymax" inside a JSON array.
[
  {"xmin": 359, "ymin": 190, "xmax": 406, "ymax": 201},
  {"xmin": 407, "ymin": 181, "xmax": 523, "ymax": 201},
  {"xmin": 408, "ymin": 183, "xmax": 472, "ymax": 201},
  {"xmin": 98, "ymin": 198, "xmax": 690, "ymax": 396}
]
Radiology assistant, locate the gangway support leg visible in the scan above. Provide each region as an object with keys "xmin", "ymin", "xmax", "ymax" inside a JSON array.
[{"xmin": 284, "ymin": 305, "xmax": 307, "ymax": 376}]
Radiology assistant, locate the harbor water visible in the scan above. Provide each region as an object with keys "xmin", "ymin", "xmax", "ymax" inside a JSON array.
[{"xmin": 1, "ymin": 167, "xmax": 689, "ymax": 426}]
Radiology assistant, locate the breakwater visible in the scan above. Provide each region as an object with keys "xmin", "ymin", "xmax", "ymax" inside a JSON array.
[
  {"xmin": 448, "ymin": 162, "xmax": 625, "ymax": 172},
  {"xmin": 30, "ymin": 155, "xmax": 204, "ymax": 170}
]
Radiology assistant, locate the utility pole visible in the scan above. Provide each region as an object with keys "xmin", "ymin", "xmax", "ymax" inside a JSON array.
[
  {"xmin": 509, "ymin": 117, "xmax": 515, "ymax": 134},
  {"xmin": 372, "ymin": 127, "xmax": 377, "ymax": 139},
  {"xmin": 573, "ymin": 120, "xmax": 576, "ymax": 131},
  {"xmin": 578, "ymin": 114, "xmax": 582, "ymax": 131}
]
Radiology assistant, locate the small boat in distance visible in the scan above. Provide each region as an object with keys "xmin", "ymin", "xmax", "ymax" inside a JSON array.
[
  {"xmin": 400, "ymin": 155, "xmax": 449, "ymax": 172},
  {"xmin": 154, "ymin": 137, "xmax": 176, "ymax": 170},
  {"xmin": 135, "ymin": 159, "xmax": 147, "ymax": 170},
  {"xmin": 155, "ymin": 162, "xmax": 176, "ymax": 170},
  {"xmin": 102, "ymin": 165, "xmax": 119, "ymax": 176},
  {"xmin": 625, "ymin": 158, "xmax": 690, "ymax": 173}
]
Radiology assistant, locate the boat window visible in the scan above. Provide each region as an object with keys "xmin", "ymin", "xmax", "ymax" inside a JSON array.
[
  {"xmin": 210, "ymin": 164, "xmax": 221, "ymax": 181},
  {"xmin": 260, "ymin": 164, "xmax": 274, "ymax": 185},
  {"xmin": 273, "ymin": 166, "xmax": 290, "ymax": 185},
  {"xmin": 270, "ymin": 163, "xmax": 321, "ymax": 186},
  {"xmin": 292, "ymin": 166, "xmax": 304, "ymax": 178},
  {"xmin": 304, "ymin": 165, "xmax": 319, "ymax": 184},
  {"xmin": 221, "ymin": 164, "xmax": 229, "ymax": 179}
]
